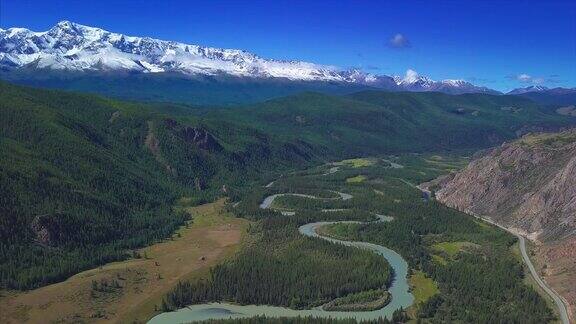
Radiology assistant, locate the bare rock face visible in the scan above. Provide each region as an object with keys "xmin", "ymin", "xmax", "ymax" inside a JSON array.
[
  {"xmin": 145, "ymin": 120, "xmax": 176, "ymax": 175},
  {"xmin": 164, "ymin": 118, "xmax": 222, "ymax": 152},
  {"xmin": 536, "ymin": 236, "xmax": 576, "ymax": 322},
  {"xmin": 179, "ymin": 126, "xmax": 222, "ymax": 152},
  {"xmin": 434, "ymin": 129, "xmax": 576, "ymax": 318},
  {"xmin": 435, "ymin": 129, "xmax": 576, "ymax": 243},
  {"xmin": 30, "ymin": 213, "xmax": 68, "ymax": 246},
  {"xmin": 30, "ymin": 215, "xmax": 53, "ymax": 246}
]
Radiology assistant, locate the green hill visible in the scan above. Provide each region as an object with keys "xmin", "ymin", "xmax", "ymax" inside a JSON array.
[
  {"xmin": 511, "ymin": 90, "xmax": 576, "ymax": 106},
  {"xmin": 0, "ymin": 82, "xmax": 317, "ymax": 289},
  {"xmin": 3, "ymin": 72, "xmax": 371, "ymax": 106},
  {"xmin": 208, "ymin": 90, "xmax": 573, "ymax": 155}
]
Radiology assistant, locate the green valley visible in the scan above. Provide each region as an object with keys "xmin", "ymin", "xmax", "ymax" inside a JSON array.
[
  {"xmin": 0, "ymin": 81, "xmax": 573, "ymax": 323},
  {"xmin": 155, "ymin": 156, "xmax": 555, "ymax": 323}
]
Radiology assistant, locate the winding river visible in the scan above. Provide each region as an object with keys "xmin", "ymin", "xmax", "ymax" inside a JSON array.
[{"xmin": 149, "ymin": 193, "xmax": 413, "ymax": 323}]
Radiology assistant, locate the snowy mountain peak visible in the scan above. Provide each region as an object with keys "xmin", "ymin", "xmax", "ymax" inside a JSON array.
[
  {"xmin": 56, "ymin": 20, "xmax": 75, "ymax": 28},
  {"xmin": 0, "ymin": 21, "xmax": 499, "ymax": 94},
  {"xmin": 52, "ymin": 20, "xmax": 75, "ymax": 32},
  {"xmin": 394, "ymin": 69, "xmax": 440, "ymax": 89},
  {"xmin": 398, "ymin": 69, "xmax": 429, "ymax": 84},
  {"xmin": 0, "ymin": 21, "xmax": 344, "ymax": 80},
  {"xmin": 507, "ymin": 85, "xmax": 550, "ymax": 95},
  {"xmin": 389, "ymin": 69, "xmax": 496, "ymax": 94},
  {"xmin": 400, "ymin": 69, "xmax": 419, "ymax": 84},
  {"xmin": 442, "ymin": 79, "xmax": 469, "ymax": 87}
]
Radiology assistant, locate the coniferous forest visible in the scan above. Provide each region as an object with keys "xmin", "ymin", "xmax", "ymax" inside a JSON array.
[{"xmin": 161, "ymin": 157, "xmax": 555, "ymax": 323}]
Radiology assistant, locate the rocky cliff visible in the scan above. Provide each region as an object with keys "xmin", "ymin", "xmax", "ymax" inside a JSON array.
[
  {"xmin": 433, "ymin": 129, "xmax": 576, "ymax": 321},
  {"xmin": 435, "ymin": 130, "xmax": 576, "ymax": 242}
]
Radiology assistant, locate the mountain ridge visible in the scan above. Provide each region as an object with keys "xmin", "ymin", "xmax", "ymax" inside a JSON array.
[
  {"xmin": 0, "ymin": 20, "xmax": 496, "ymax": 95},
  {"xmin": 507, "ymin": 87, "xmax": 576, "ymax": 106},
  {"xmin": 508, "ymin": 86, "xmax": 576, "ymax": 95}
]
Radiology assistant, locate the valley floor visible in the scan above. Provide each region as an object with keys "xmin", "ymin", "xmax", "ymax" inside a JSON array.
[
  {"xmin": 155, "ymin": 155, "xmax": 555, "ymax": 323},
  {"xmin": 0, "ymin": 154, "xmax": 560, "ymax": 324},
  {"xmin": 0, "ymin": 200, "xmax": 249, "ymax": 324}
]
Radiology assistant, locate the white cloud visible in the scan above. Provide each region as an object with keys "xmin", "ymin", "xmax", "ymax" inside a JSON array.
[
  {"xmin": 512, "ymin": 73, "xmax": 546, "ymax": 85},
  {"xmin": 517, "ymin": 74, "xmax": 532, "ymax": 82},
  {"xmin": 389, "ymin": 33, "xmax": 410, "ymax": 48},
  {"xmin": 404, "ymin": 69, "xmax": 419, "ymax": 82}
]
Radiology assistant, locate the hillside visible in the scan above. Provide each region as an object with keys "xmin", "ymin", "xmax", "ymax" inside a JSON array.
[
  {"xmin": 433, "ymin": 129, "xmax": 576, "ymax": 319},
  {"xmin": 3, "ymin": 72, "xmax": 372, "ymax": 106},
  {"xmin": 510, "ymin": 88, "xmax": 576, "ymax": 107},
  {"xmin": 0, "ymin": 82, "xmax": 318, "ymax": 289},
  {"xmin": 0, "ymin": 82, "xmax": 575, "ymax": 290},
  {"xmin": 210, "ymin": 90, "xmax": 575, "ymax": 155},
  {"xmin": 434, "ymin": 130, "xmax": 576, "ymax": 240}
]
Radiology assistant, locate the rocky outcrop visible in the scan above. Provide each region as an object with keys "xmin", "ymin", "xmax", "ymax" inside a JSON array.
[
  {"xmin": 433, "ymin": 129, "xmax": 576, "ymax": 319},
  {"xmin": 145, "ymin": 121, "xmax": 176, "ymax": 175},
  {"xmin": 30, "ymin": 215, "xmax": 53, "ymax": 246},
  {"xmin": 179, "ymin": 126, "xmax": 222, "ymax": 152},
  {"xmin": 435, "ymin": 130, "xmax": 576, "ymax": 242},
  {"xmin": 164, "ymin": 118, "xmax": 222, "ymax": 152}
]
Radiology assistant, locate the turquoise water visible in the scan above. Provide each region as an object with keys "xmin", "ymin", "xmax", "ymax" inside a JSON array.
[{"xmin": 148, "ymin": 194, "xmax": 413, "ymax": 323}]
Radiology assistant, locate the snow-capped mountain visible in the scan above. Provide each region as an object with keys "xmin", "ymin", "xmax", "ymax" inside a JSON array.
[
  {"xmin": 507, "ymin": 85, "xmax": 549, "ymax": 95},
  {"xmin": 0, "ymin": 21, "xmax": 348, "ymax": 81},
  {"xmin": 507, "ymin": 86, "xmax": 576, "ymax": 106},
  {"xmin": 0, "ymin": 21, "xmax": 496, "ymax": 94},
  {"xmin": 393, "ymin": 69, "xmax": 498, "ymax": 94},
  {"xmin": 394, "ymin": 69, "xmax": 436, "ymax": 90}
]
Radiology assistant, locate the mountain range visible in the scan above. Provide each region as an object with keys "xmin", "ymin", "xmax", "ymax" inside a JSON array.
[
  {"xmin": 2, "ymin": 21, "xmax": 575, "ymax": 106},
  {"xmin": 0, "ymin": 21, "xmax": 496, "ymax": 95},
  {"xmin": 507, "ymin": 86, "xmax": 576, "ymax": 95},
  {"xmin": 507, "ymin": 86, "xmax": 576, "ymax": 106}
]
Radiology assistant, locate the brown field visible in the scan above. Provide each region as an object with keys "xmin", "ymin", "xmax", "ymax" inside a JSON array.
[{"xmin": 0, "ymin": 199, "xmax": 249, "ymax": 324}]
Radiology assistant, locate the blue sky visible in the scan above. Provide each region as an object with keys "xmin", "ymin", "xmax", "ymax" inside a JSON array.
[{"xmin": 1, "ymin": 0, "xmax": 575, "ymax": 91}]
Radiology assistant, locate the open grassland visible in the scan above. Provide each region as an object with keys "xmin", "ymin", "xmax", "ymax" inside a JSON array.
[
  {"xmin": 0, "ymin": 199, "xmax": 249, "ymax": 324},
  {"xmin": 409, "ymin": 271, "xmax": 439, "ymax": 305},
  {"xmin": 346, "ymin": 175, "xmax": 367, "ymax": 183},
  {"xmin": 431, "ymin": 241, "xmax": 479, "ymax": 258},
  {"xmin": 519, "ymin": 129, "xmax": 576, "ymax": 148},
  {"xmin": 335, "ymin": 158, "xmax": 375, "ymax": 168},
  {"xmin": 423, "ymin": 155, "xmax": 470, "ymax": 172},
  {"xmin": 431, "ymin": 254, "xmax": 447, "ymax": 266},
  {"xmin": 406, "ymin": 270, "xmax": 440, "ymax": 320},
  {"xmin": 317, "ymin": 223, "xmax": 360, "ymax": 241}
]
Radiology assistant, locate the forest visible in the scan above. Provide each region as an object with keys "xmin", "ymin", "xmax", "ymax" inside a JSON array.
[
  {"xmin": 1, "ymin": 80, "xmax": 573, "ymax": 300},
  {"xmin": 163, "ymin": 209, "xmax": 392, "ymax": 309},
  {"xmin": 0, "ymin": 82, "xmax": 313, "ymax": 289},
  {"xmin": 162, "ymin": 156, "xmax": 554, "ymax": 323}
]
